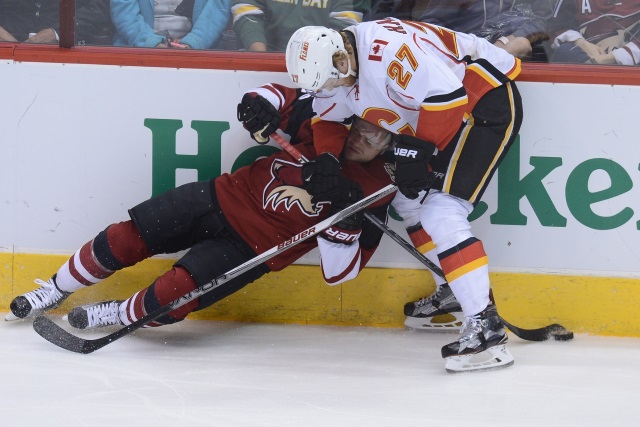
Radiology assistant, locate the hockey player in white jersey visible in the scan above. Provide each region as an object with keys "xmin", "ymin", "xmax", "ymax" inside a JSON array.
[{"xmin": 286, "ymin": 19, "xmax": 523, "ymax": 373}]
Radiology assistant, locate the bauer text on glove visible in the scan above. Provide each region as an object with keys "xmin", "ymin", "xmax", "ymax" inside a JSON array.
[{"xmin": 394, "ymin": 135, "xmax": 436, "ymax": 200}]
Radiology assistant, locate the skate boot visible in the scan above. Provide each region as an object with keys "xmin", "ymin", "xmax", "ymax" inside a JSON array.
[
  {"xmin": 67, "ymin": 301, "xmax": 124, "ymax": 329},
  {"xmin": 403, "ymin": 283, "xmax": 464, "ymax": 331},
  {"xmin": 6, "ymin": 275, "xmax": 72, "ymax": 320},
  {"xmin": 441, "ymin": 303, "xmax": 514, "ymax": 373}
]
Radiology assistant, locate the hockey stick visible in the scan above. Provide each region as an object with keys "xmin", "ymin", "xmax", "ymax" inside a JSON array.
[
  {"xmin": 272, "ymin": 133, "xmax": 573, "ymax": 342},
  {"xmin": 33, "ymin": 183, "xmax": 398, "ymax": 354}
]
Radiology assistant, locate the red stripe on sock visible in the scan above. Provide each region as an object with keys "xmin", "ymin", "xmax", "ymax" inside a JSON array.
[
  {"xmin": 408, "ymin": 227, "xmax": 432, "ymax": 248},
  {"xmin": 123, "ymin": 268, "xmax": 198, "ymax": 327},
  {"xmin": 133, "ymin": 289, "xmax": 148, "ymax": 322},
  {"xmin": 439, "ymin": 240, "xmax": 486, "ymax": 275},
  {"xmin": 124, "ymin": 289, "xmax": 148, "ymax": 325}
]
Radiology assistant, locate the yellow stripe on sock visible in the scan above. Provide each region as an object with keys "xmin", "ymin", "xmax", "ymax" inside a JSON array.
[{"xmin": 445, "ymin": 256, "xmax": 488, "ymax": 283}]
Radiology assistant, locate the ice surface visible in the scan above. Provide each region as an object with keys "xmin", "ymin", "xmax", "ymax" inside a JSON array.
[{"xmin": 1, "ymin": 315, "xmax": 638, "ymax": 426}]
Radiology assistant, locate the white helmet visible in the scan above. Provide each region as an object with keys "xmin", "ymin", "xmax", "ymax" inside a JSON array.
[{"xmin": 286, "ymin": 26, "xmax": 347, "ymax": 92}]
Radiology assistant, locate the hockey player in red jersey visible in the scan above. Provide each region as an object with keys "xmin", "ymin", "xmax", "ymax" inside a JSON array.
[
  {"xmin": 285, "ymin": 20, "xmax": 523, "ymax": 372},
  {"xmin": 7, "ymin": 84, "xmax": 395, "ymax": 332}
]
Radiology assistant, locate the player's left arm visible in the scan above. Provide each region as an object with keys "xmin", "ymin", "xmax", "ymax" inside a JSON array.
[{"xmin": 319, "ymin": 204, "xmax": 388, "ymax": 285}]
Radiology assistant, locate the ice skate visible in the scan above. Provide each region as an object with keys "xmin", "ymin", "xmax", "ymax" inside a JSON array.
[
  {"xmin": 441, "ymin": 303, "xmax": 514, "ymax": 373},
  {"xmin": 67, "ymin": 300, "xmax": 124, "ymax": 329},
  {"xmin": 403, "ymin": 283, "xmax": 464, "ymax": 331},
  {"xmin": 6, "ymin": 275, "xmax": 72, "ymax": 321}
]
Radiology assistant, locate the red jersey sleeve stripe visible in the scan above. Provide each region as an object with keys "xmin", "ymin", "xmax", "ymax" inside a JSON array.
[{"xmin": 322, "ymin": 247, "xmax": 362, "ymax": 284}]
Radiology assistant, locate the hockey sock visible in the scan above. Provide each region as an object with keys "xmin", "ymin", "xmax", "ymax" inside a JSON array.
[
  {"xmin": 407, "ymin": 223, "xmax": 446, "ymax": 287},
  {"xmin": 437, "ymin": 237, "xmax": 491, "ymax": 316},
  {"xmin": 106, "ymin": 220, "xmax": 152, "ymax": 265},
  {"xmin": 55, "ymin": 221, "xmax": 151, "ymax": 293},
  {"xmin": 119, "ymin": 266, "xmax": 199, "ymax": 327}
]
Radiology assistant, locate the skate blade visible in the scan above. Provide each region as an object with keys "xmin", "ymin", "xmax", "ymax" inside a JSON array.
[
  {"xmin": 444, "ymin": 344, "xmax": 514, "ymax": 374},
  {"xmin": 404, "ymin": 312, "xmax": 464, "ymax": 332},
  {"xmin": 5, "ymin": 309, "xmax": 47, "ymax": 321},
  {"xmin": 5, "ymin": 312, "xmax": 20, "ymax": 321}
]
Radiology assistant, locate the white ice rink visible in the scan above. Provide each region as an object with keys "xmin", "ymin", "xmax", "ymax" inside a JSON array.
[{"xmin": 1, "ymin": 315, "xmax": 639, "ymax": 427}]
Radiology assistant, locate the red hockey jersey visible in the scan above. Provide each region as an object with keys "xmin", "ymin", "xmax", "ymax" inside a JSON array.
[
  {"xmin": 214, "ymin": 141, "xmax": 394, "ymax": 272},
  {"xmin": 216, "ymin": 84, "xmax": 395, "ymax": 274}
]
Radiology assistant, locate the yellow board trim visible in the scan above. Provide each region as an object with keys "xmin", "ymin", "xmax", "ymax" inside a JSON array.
[{"xmin": 3, "ymin": 253, "xmax": 640, "ymax": 337}]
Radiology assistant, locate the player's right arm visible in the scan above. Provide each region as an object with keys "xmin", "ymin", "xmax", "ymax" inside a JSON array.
[{"xmin": 317, "ymin": 183, "xmax": 390, "ymax": 285}]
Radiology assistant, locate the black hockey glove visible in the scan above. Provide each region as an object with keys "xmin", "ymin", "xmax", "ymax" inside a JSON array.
[
  {"xmin": 301, "ymin": 152, "xmax": 341, "ymax": 202},
  {"xmin": 237, "ymin": 93, "xmax": 281, "ymax": 144},
  {"xmin": 320, "ymin": 177, "xmax": 364, "ymax": 245},
  {"xmin": 393, "ymin": 134, "xmax": 436, "ymax": 200}
]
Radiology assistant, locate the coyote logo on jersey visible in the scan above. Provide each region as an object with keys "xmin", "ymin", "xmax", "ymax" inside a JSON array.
[{"xmin": 263, "ymin": 159, "xmax": 325, "ymax": 217}]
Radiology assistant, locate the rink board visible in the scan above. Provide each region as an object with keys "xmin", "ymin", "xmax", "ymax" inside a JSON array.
[
  {"xmin": 1, "ymin": 61, "xmax": 639, "ymax": 337},
  {"xmin": 3, "ymin": 252, "xmax": 640, "ymax": 337}
]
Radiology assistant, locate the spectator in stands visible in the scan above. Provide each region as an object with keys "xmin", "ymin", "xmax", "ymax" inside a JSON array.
[
  {"xmin": 231, "ymin": 0, "xmax": 369, "ymax": 51},
  {"xmin": 547, "ymin": 0, "xmax": 640, "ymax": 66},
  {"xmin": 419, "ymin": 0, "xmax": 554, "ymax": 60},
  {"xmin": 367, "ymin": 0, "xmax": 417, "ymax": 21},
  {"xmin": 111, "ymin": 0, "xmax": 230, "ymax": 49},
  {"xmin": 0, "ymin": 0, "xmax": 113, "ymax": 45}
]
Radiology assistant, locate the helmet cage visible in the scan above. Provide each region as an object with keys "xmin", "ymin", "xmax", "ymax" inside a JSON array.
[{"xmin": 350, "ymin": 117, "xmax": 393, "ymax": 148}]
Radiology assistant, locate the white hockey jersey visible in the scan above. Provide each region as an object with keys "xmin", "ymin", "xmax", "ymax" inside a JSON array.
[{"xmin": 311, "ymin": 18, "xmax": 521, "ymax": 156}]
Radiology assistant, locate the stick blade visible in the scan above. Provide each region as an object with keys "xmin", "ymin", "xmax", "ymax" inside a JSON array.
[
  {"xmin": 548, "ymin": 323, "xmax": 575, "ymax": 341},
  {"xmin": 32, "ymin": 316, "xmax": 106, "ymax": 354},
  {"xmin": 500, "ymin": 316, "xmax": 574, "ymax": 342}
]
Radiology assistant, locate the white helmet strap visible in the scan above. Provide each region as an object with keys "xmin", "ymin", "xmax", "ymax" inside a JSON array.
[
  {"xmin": 338, "ymin": 56, "xmax": 357, "ymax": 79},
  {"xmin": 339, "ymin": 30, "xmax": 358, "ymax": 79}
]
